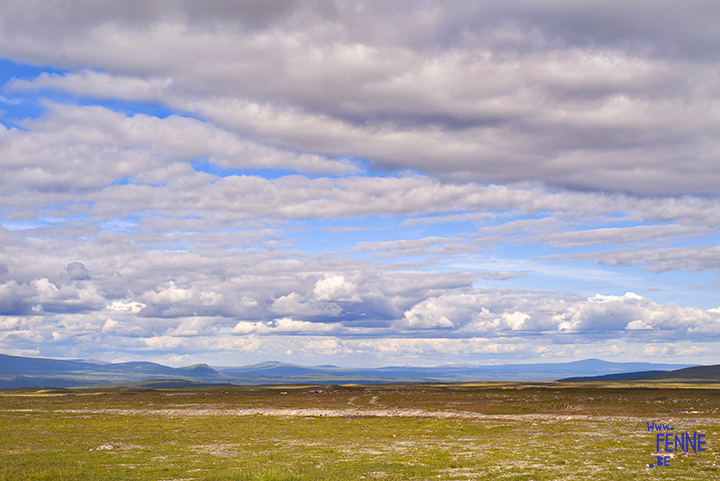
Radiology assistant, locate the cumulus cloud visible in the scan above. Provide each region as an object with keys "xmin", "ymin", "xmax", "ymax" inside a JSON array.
[
  {"xmin": 1, "ymin": 1, "xmax": 720, "ymax": 365},
  {"xmin": 106, "ymin": 300, "xmax": 145, "ymax": 313},
  {"xmin": 392, "ymin": 290, "xmax": 720, "ymax": 340},
  {"xmin": 312, "ymin": 275, "xmax": 360, "ymax": 302},
  {"xmin": 0, "ymin": 280, "xmax": 35, "ymax": 315},
  {"xmin": 65, "ymin": 261, "xmax": 90, "ymax": 280},
  {"xmin": 30, "ymin": 278, "xmax": 105, "ymax": 313}
]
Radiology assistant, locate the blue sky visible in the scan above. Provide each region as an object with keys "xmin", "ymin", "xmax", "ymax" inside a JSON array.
[{"xmin": 1, "ymin": 1, "xmax": 720, "ymax": 367}]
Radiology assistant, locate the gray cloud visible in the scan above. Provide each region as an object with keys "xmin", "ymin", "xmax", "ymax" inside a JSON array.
[
  {"xmin": 2, "ymin": 1, "xmax": 720, "ymax": 194},
  {"xmin": 3, "ymin": 108, "xmax": 720, "ymax": 225},
  {"xmin": 547, "ymin": 246, "xmax": 720, "ymax": 273},
  {"xmin": 355, "ymin": 237, "xmax": 475, "ymax": 259},
  {"xmin": 65, "ymin": 261, "xmax": 90, "ymax": 280},
  {"xmin": 0, "ymin": 0, "xmax": 317, "ymax": 39}
]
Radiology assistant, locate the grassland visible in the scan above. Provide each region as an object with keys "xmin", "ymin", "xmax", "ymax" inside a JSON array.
[{"xmin": 1, "ymin": 381, "xmax": 719, "ymax": 480}]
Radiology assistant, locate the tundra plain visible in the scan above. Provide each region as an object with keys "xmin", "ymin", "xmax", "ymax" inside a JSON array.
[{"xmin": 1, "ymin": 382, "xmax": 719, "ymax": 480}]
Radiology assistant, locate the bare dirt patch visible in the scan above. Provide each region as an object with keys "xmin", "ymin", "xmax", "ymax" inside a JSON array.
[{"xmin": 39, "ymin": 406, "xmax": 720, "ymax": 425}]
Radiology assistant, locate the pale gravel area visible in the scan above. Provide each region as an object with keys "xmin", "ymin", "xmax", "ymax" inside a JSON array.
[{"xmin": 5, "ymin": 407, "xmax": 718, "ymax": 424}]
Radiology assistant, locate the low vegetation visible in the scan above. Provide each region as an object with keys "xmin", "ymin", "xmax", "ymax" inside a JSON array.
[{"xmin": 1, "ymin": 381, "xmax": 718, "ymax": 480}]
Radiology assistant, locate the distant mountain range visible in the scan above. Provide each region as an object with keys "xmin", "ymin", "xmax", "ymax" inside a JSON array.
[
  {"xmin": 0, "ymin": 353, "xmax": 703, "ymax": 388},
  {"xmin": 559, "ymin": 364, "xmax": 720, "ymax": 382}
]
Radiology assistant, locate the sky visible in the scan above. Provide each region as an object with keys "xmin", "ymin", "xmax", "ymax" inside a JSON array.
[{"xmin": 1, "ymin": 0, "xmax": 720, "ymax": 368}]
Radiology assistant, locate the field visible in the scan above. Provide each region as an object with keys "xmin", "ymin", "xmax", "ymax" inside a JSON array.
[{"xmin": 1, "ymin": 381, "xmax": 719, "ymax": 480}]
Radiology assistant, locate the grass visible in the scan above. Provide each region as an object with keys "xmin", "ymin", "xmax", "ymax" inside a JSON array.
[{"xmin": 0, "ymin": 382, "xmax": 718, "ymax": 480}]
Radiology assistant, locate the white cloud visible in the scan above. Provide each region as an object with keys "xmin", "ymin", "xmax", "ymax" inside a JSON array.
[
  {"xmin": 2, "ymin": 0, "xmax": 720, "ymax": 366},
  {"xmin": 29, "ymin": 278, "xmax": 105, "ymax": 313},
  {"xmin": 401, "ymin": 300, "xmax": 455, "ymax": 329},
  {"xmin": 312, "ymin": 275, "xmax": 360, "ymax": 302},
  {"xmin": 232, "ymin": 318, "xmax": 337, "ymax": 335},
  {"xmin": 7, "ymin": 71, "xmax": 174, "ymax": 102},
  {"xmin": 0, "ymin": 103, "xmax": 354, "ymax": 194},
  {"xmin": 626, "ymin": 320, "xmax": 653, "ymax": 330},
  {"xmin": 141, "ymin": 281, "xmax": 197, "ymax": 304}
]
